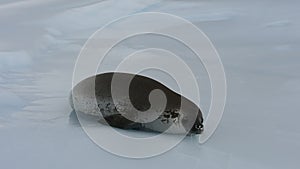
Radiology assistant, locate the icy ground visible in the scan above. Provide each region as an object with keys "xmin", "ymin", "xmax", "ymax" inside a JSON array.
[{"xmin": 0, "ymin": 0, "xmax": 300, "ymax": 168}]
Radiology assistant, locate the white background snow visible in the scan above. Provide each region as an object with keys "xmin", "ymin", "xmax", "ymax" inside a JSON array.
[{"xmin": 0, "ymin": 0, "xmax": 299, "ymax": 168}]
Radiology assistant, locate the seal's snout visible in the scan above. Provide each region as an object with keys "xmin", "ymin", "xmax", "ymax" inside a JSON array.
[
  {"xmin": 190, "ymin": 122, "xmax": 204, "ymax": 134},
  {"xmin": 195, "ymin": 124, "xmax": 204, "ymax": 134},
  {"xmin": 187, "ymin": 112, "xmax": 204, "ymax": 134}
]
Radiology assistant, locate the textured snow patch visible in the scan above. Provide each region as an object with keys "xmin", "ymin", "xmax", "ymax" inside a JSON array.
[
  {"xmin": 0, "ymin": 88, "xmax": 25, "ymax": 109},
  {"xmin": 0, "ymin": 51, "xmax": 31, "ymax": 70},
  {"xmin": 265, "ymin": 20, "xmax": 292, "ymax": 28}
]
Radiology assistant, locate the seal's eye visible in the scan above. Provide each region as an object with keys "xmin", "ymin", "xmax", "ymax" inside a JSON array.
[{"xmin": 195, "ymin": 124, "xmax": 201, "ymax": 130}]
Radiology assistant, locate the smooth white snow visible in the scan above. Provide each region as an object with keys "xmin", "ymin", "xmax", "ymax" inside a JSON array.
[{"xmin": 0, "ymin": 0, "xmax": 299, "ymax": 169}]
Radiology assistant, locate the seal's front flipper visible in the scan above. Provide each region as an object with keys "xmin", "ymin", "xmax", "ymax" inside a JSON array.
[{"xmin": 98, "ymin": 114, "xmax": 143, "ymax": 130}]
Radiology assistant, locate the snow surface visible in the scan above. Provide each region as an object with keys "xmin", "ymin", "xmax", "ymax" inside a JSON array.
[{"xmin": 0, "ymin": 0, "xmax": 300, "ymax": 168}]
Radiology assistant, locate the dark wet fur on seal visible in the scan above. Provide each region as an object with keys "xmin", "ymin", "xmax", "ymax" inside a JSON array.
[{"xmin": 70, "ymin": 72, "xmax": 204, "ymax": 134}]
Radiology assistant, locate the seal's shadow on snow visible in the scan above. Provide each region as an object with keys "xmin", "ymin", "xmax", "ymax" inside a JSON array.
[
  {"xmin": 68, "ymin": 110, "xmax": 80, "ymax": 126},
  {"xmin": 68, "ymin": 110, "xmax": 100, "ymax": 127}
]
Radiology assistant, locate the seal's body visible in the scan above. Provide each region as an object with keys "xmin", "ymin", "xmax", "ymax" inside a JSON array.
[{"xmin": 70, "ymin": 72, "xmax": 203, "ymax": 134}]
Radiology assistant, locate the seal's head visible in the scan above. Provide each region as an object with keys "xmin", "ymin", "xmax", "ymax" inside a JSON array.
[
  {"xmin": 190, "ymin": 118, "xmax": 204, "ymax": 134},
  {"xmin": 182, "ymin": 112, "xmax": 204, "ymax": 135}
]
